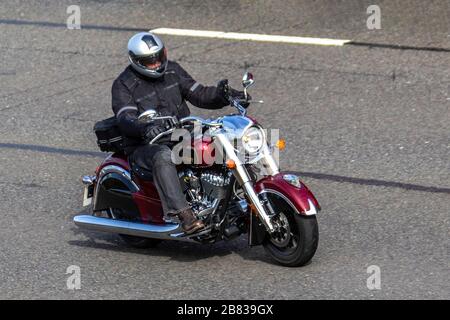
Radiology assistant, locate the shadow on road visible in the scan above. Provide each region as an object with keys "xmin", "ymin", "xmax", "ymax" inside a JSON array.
[
  {"xmin": 68, "ymin": 209, "xmax": 272, "ymax": 265},
  {"xmin": 0, "ymin": 142, "xmax": 104, "ymax": 158},
  {"xmin": 68, "ymin": 226, "xmax": 273, "ymax": 265}
]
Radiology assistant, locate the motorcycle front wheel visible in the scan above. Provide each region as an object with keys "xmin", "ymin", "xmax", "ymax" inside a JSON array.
[{"xmin": 263, "ymin": 209, "xmax": 318, "ymax": 267}]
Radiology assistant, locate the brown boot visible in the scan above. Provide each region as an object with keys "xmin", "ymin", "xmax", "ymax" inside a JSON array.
[{"xmin": 177, "ymin": 208, "xmax": 205, "ymax": 235}]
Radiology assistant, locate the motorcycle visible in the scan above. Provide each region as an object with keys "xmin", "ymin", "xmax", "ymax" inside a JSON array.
[{"xmin": 74, "ymin": 72, "xmax": 320, "ymax": 267}]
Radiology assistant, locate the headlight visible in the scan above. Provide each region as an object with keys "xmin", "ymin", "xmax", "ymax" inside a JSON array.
[{"xmin": 242, "ymin": 126, "xmax": 265, "ymax": 154}]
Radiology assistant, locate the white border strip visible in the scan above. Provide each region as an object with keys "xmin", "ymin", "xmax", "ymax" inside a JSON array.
[{"xmin": 151, "ymin": 28, "xmax": 351, "ymax": 46}]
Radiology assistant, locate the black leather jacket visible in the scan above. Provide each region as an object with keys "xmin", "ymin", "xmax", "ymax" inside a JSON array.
[{"xmin": 111, "ymin": 61, "xmax": 228, "ymax": 153}]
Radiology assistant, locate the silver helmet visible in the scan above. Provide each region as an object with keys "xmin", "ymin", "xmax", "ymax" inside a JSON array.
[{"xmin": 127, "ymin": 32, "xmax": 168, "ymax": 78}]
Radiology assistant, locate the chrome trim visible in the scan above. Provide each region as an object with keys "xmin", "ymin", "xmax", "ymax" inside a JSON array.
[
  {"xmin": 179, "ymin": 116, "xmax": 222, "ymax": 127},
  {"xmin": 229, "ymin": 98, "xmax": 247, "ymax": 116},
  {"xmin": 150, "ymin": 115, "xmax": 177, "ymax": 121},
  {"xmin": 150, "ymin": 128, "xmax": 176, "ymax": 144},
  {"xmin": 260, "ymin": 145, "xmax": 279, "ymax": 176},
  {"xmin": 258, "ymin": 189, "xmax": 317, "ymax": 216},
  {"xmin": 73, "ymin": 215, "xmax": 212, "ymax": 242},
  {"xmin": 116, "ymin": 106, "xmax": 138, "ymax": 117},
  {"xmin": 241, "ymin": 125, "xmax": 265, "ymax": 154},
  {"xmin": 196, "ymin": 198, "xmax": 219, "ymax": 218},
  {"xmin": 215, "ymin": 133, "xmax": 275, "ymax": 232},
  {"xmin": 170, "ymin": 226, "xmax": 214, "ymax": 239},
  {"xmin": 94, "ymin": 165, "xmax": 139, "ymax": 209},
  {"xmin": 99, "ymin": 165, "xmax": 138, "ymax": 190},
  {"xmin": 82, "ymin": 175, "xmax": 95, "ymax": 185},
  {"xmin": 74, "ymin": 215, "xmax": 188, "ymax": 240}
]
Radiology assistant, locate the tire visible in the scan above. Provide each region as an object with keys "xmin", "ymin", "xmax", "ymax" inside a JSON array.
[
  {"xmin": 263, "ymin": 211, "xmax": 319, "ymax": 267},
  {"xmin": 106, "ymin": 208, "xmax": 162, "ymax": 249}
]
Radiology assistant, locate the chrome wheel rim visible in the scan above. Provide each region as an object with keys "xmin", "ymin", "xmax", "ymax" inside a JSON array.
[{"xmin": 270, "ymin": 212, "xmax": 292, "ymax": 247}]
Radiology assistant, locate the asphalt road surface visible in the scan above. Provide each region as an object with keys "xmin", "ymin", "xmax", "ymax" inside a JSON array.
[{"xmin": 0, "ymin": 0, "xmax": 448, "ymax": 299}]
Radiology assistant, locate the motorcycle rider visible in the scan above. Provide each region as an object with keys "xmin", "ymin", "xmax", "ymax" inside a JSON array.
[{"xmin": 112, "ymin": 32, "xmax": 247, "ymax": 234}]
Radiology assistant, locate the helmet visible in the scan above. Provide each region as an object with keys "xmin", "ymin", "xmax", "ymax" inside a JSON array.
[{"xmin": 127, "ymin": 32, "xmax": 168, "ymax": 78}]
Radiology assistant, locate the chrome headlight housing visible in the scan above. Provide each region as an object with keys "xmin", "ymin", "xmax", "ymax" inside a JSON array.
[{"xmin": 242, "ymin": 126, "xmax": 265, "ymax": 154}]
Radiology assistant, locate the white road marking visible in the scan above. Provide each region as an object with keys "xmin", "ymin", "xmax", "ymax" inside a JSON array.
[{"xmin": 150, "ymin": 28, "xmax": 351, "ymax": 46}]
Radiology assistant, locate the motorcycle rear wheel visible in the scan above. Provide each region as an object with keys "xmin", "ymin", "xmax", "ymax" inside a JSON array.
[
  {"xmin": 107, "ymin": 208, "xmax": 162, "ymax": 249},
  {"xmin": 263, "ymin": 207, "xmax": 318, "ymax": 267}
]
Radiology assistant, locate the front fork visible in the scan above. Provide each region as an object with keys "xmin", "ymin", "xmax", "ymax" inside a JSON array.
[{"xmin": 216, "ymin": 134, "xmax": 277, "ymax": 233}]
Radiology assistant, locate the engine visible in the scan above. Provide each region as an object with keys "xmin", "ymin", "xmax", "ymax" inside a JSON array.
[{"xmin": 178, "ymin": 169, "xmax": 232, "ymax": 219}]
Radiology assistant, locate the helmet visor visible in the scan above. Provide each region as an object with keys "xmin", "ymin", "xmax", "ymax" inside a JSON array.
[{"xmin": 133, "ymin": 48, "xmax": 167, "ymax": 72}]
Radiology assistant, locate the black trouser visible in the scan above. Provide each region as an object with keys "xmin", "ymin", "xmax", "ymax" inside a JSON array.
[{"xmin": 130, "ymin": 144, "xmax": 189, "ymax": 217}]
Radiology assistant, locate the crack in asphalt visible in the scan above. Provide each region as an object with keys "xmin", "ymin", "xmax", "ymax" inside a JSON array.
[
  {"xmin": 0, "ymin": 142, "xmax": 448, "ymax": 194},
  {"xmin": 295, "ymin": 171, "xmax": 450, "ymax": 195},
  {"xmin": 0, "ymin": 143, "xmax": 104, "ymax": 158},
  {"xmin": 0, "ymin": 45, "xmax": 124, "ymax": 59},
  {"xmin": 0, "ymin": 19, "xmax": 145, "ymax": 32},
  {"xmin": 347, "ymin": 41, "xmax": 450, "ymax": 53}
]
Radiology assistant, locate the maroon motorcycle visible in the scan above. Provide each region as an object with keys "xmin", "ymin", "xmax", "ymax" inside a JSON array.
[{"xmin": 74, "ymin": 72, "xmax": 320, "ymax": 267}]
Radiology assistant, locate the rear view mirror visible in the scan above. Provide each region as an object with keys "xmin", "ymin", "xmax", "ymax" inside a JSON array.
[
  {"xmin": 242, "ymin": 72, "xmax": 254, "ymax": 101},
  {"xmin": 242, "ymin": 72, "xmax": 254, "ymax": 89}
]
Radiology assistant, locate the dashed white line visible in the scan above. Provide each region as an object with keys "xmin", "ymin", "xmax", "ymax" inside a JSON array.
[{"xmin": 150, "ymin": 28, "xmax": 351, "ymax": 46}]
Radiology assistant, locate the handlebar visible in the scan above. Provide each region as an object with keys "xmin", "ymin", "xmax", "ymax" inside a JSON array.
[
  {"xmin": 179, "ymin": 116, "xmax": 222, "ymax": 127},
  {"xmin": 147, "ymin": 97, "xmax": 262, "ymax": 129},
  {"xmin": 229, "ymin": 97, "xmax": 248, "ymax": 116}
]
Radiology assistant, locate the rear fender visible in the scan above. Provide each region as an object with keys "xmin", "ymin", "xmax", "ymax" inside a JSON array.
[
  {"xmin": 93, "ymin": 156, "xmax": 165, "ymax": 224},
  {"xmin": 93, "ymin": 165, "xmax": 140, "ymax": 212}
]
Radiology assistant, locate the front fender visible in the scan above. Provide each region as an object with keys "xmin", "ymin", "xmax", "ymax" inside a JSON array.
[{"xmin": 254, "ymin": 172, "xmax": 320, "ymax": 216}]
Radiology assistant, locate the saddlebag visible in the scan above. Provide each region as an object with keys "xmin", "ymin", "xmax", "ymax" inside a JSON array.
[{"xmin": 93, "ymin": 117, "xmax": 126, "ymax": 153}]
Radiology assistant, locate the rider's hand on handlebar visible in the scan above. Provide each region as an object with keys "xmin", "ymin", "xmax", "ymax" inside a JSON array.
[
  {"xmin": 141, "ymin": 120, "xmax": 167, "ymax": 143},
  {"xmin": 217, "ymin": 79, "xmax": 230, "ymax": 101},
  {"xmin": 217, "ymin": 79, "xmax": 252, "ymax": 108},
  {"xmin": 229, "ymin": 88, "xmax": 251, "ymax": 108}
]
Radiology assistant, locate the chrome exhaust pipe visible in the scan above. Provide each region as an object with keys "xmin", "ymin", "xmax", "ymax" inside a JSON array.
[{"xmin": 74, "ymin": 215, "xmax": 185, "ymax": 240}]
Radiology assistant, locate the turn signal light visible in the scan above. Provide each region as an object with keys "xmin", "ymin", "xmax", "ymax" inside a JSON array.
[
  {"xmin": 226, "ymin": 159, "xmax": 236, "ymax": 169},
  {"xmin": 275, "ymin": 139, "xmax": 286, "ymax": 150}
]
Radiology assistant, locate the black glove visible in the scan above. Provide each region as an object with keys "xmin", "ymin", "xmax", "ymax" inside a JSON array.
[
  {"xmin": 141, "ymin": 122, "xmax": 166, "ymax": 143},
  {"xmin": 229, "ymin": 87, "xmax": 251, "ymax": 108},
  {"xmin": 217, "ymin": 79, "xmax": 252, "ymax": 108},
  {"xmin": 217, "ymin": 79, "xmax": 230, "ymax": 102}
]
